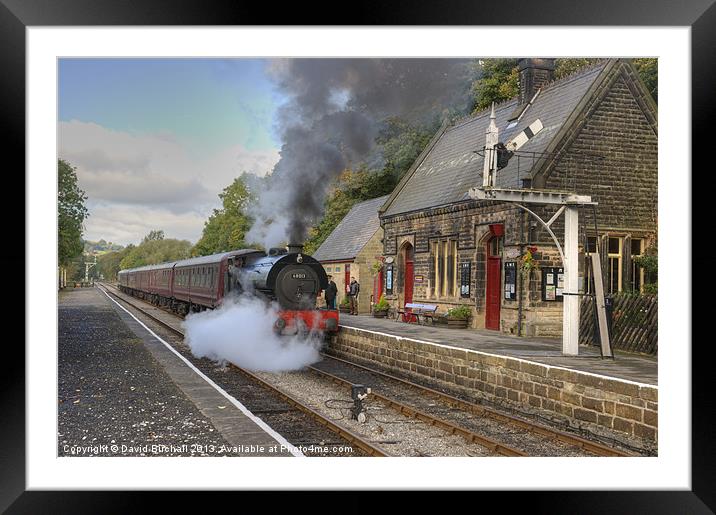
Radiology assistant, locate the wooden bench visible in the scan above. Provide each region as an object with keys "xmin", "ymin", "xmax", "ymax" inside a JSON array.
[{"xmin": 395, "ymin": 303, "xmax": 439, "ymax": 324}]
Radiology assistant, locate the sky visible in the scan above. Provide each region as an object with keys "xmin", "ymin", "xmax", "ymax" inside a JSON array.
[{"xmin": 58, "ymin": 58, "xmax": 284, "ymax": 246}]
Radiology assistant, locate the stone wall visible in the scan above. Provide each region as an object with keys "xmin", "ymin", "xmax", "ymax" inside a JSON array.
[
  {"xmin": 354, "ymin": 228, "xmax": 384, "ymax": 313},
  {"xmin": 379, "ymin": 62, "xmax": 658, "ymax": 337},
  {"xmin": 330, "ymin": 326, "xmax": 658, "ymax": 451}
]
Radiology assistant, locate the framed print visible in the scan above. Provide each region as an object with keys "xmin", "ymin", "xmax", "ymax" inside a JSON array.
[{"xmin": 6, "ymin": 0, "xmax": 712, "ymax": 511}]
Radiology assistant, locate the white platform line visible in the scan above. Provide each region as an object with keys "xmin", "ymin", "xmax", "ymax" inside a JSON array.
[
  {"xmin": 339, "ymin": 324, "xmax": 657, "ymax": 389},
  {"xmin": 99, "ymin": 286, "xmax": 304, "ymax": 457}
]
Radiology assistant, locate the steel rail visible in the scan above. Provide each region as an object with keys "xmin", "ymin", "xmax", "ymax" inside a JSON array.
[
  {"xmin": 319, "ymin": 353, "xmax": 633, "ymax": 457},
  {"xmin": 307, "ymin": 364, "xmax": 526, "ymax": 457},
  {"xmin": 98, "ymin": 282, "xmax": 630, "ymax": 457},
  {"xmin": 96, "ymin": 283, "xmax": 389, "ymax": 457}
]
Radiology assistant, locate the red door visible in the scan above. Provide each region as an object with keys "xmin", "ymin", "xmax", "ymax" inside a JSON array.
[
  {"xmin": 485, "ymin": 256, "xmax": 501, "ymax": 330},
  {"xmin": 404, "ymin": 261, "xmax": 414, "ymax": 305},
  {"xmin": 376, "ymin": 269, "xmax": 384, "ymax": 301},
  {"xmin": 344, "ymin": 264, "xmax": 351, "ymax": 295}
]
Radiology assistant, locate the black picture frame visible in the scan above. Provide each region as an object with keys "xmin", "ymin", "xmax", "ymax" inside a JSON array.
[{"xmin": 5, "ymin": 0, "xmax": 711, "ymax": 511}]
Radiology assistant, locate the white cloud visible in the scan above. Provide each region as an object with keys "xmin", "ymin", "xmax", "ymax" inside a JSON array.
[
  {"xmin": 59, "ymin": 120, "xmax": 280, "ymax": 245},
  {"xmin": 82, "ymin": 203, "xmax": 207, "ymax": 245}
]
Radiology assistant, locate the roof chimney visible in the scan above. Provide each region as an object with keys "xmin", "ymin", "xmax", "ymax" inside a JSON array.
[{"xmin": 518, "ymin": 58, "xmax": 555, "ymax": 105}]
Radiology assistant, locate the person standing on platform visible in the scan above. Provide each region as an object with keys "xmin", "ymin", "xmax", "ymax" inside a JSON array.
[
  {"xmin": 325, "ymin": 275, "xmax": 338, "ymax": 309},
  {"xmin": 349, "ymin": 277, "xmax": 360, "ymax": 315}
]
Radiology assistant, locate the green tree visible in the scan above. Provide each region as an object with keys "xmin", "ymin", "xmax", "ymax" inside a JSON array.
[
  {"xmin": 556, "ymin": 58, "xmax": 657, "ymax": 102},
  {"xmin": 633, "ymin": 243, "xmax": 658, "ymax": 294},
  {"xmin": 554, "ymin": 58, "xmax": 601, "ymax": 79},
  {"xmin": 97, "ymin": 245, "xmax": 133, "ymax": 281},
  {"xmin": 471, "ymin": 58, "xmax": 658, "ymax": 115},
  {"xmin": 632, "ymin": 58, "xmax": 658, "ymax": 102},
  {"xmin": 58, "ymin": 159, "xmax": 89, "ymax": 265},
  {"xmin": 142, "ymin": 230, "xmax": 165, "ymax": 243},
  {"xmin": 470, "ymin": 59, "xmax": 520, "ymax": 114},
  {"xmin": 193, "ymin": 175, "xmax": 253, "ymax": 256},
  {"xmin": 377, "ymin": 117, "xmax": 437, "ymax": 181},
  {"xmin": 120, "ymin": 236, "xmax": 191, "ymax": 270},
  {"xmin": 304, "ymin": 117, "xmax": 437, "ymax": 255}
]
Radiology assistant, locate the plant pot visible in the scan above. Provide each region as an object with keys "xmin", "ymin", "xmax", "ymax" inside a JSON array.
[
  {"xmin": 372, "ymin": 310, "xmax": 388, "ymax": 318},
  {"xmin": 446, "ymin": 317, "xmax": 469, "ymax": 329}
]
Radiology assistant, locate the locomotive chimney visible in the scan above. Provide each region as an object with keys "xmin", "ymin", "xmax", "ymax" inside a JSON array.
[{"xmin": 287, "ymin": 243, "xmax": 304, "ymax": 254}]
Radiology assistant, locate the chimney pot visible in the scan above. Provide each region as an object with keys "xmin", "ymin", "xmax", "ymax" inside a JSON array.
[{"xmin": 518, "ymin": 58, "xmax": 555, "ymax": 105}]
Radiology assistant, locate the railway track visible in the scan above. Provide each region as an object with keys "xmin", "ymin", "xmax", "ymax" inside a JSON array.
[
  {"xmin": 97, "ymin": 283, "xmax": 387, "ymax": 457},
  {"xmin": 310, "ymin": 354, "xmax": 634, "ymax": 457},
  {"xmin": 98, "ymin": 282, "xmax": 632, "ymax": 457}
]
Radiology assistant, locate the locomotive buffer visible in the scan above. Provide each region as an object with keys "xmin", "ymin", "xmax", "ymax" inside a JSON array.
[{"xmin": 469, "ymin": 103, "xmax": 612, "ymax": 358}]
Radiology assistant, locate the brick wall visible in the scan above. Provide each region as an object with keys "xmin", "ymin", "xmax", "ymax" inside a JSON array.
[{"xmin": 331, "ymin": 326, "xmax": 658, "ymax": 450}]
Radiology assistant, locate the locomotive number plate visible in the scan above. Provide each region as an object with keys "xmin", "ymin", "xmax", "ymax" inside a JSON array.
[{"xmin": 291, "ymin": 273, "xmax": 307, "ymax": 279}]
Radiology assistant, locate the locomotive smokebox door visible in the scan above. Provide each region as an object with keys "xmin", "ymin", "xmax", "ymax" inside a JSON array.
[{"xmin": 275, "ymin": 265, "xmax": 320, "ymax": 309}]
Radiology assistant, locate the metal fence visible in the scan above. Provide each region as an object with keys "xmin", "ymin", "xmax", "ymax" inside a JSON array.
[{"xmin": 579, "ymin": 293, "xmax": 658, "ymax": 355}]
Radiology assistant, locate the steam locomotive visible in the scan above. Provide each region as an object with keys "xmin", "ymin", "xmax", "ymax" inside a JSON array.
[{"xmin": 117, "ymin": 244, "xmax": 339, "ymax": 334}]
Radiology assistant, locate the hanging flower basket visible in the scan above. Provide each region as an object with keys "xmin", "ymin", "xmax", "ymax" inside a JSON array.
[{"xmin": 520, "ymin": 247, "xmax": 539, "ymax": 276}]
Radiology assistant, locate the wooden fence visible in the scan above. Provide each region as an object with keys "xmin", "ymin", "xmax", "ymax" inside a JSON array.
[{"xmin": 579, "ymin": 293, "xmax": 658, "ymax": 355}]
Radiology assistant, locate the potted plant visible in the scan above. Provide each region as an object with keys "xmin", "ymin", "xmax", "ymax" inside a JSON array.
[
  {"xmin": 444, "ymin": 305, "xmax": 472, "ymax": 328},
  {"xmin": 372, "ymin": 295, "xmax": 390, "ymax": 318},
  {"xmin": 339, "ymin": 296, "xmax": 351, "ymax": 314}
]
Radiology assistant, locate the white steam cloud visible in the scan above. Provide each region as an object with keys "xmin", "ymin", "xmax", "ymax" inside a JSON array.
[{"xmin": 182, "ymin": 295, "xmax": 322, "ymax": 372}]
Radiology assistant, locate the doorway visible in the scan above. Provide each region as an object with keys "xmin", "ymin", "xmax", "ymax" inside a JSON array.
[
  {"xmin": 485, "ymin": 236, "xmax": 502, "ymax": 330},
  {"xmin": 344, "ymin": 263, "xmax": 351, "ymax": 297},
  {"xmin": 400, "ymin": 242, "xmax": 414, "ymax": 306}
]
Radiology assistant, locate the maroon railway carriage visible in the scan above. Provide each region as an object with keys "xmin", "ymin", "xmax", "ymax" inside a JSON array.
[{"xmin": 117, "ymin": 247, "xmax": 339, "ymax": 334}]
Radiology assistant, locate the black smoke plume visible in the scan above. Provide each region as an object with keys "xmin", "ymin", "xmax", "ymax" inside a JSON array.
[{"xmin": 247, "ymin": 58, "xmax": 473, "ymax": 248}]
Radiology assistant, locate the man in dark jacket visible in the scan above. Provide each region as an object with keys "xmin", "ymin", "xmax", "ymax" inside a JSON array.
[
  {"xmin": 324, "ymin": 275, "xmax": 338, "ymax": 309},
  {"xmin": 348, "ymin": 277, "xmax": 360, "ymax": 315}
]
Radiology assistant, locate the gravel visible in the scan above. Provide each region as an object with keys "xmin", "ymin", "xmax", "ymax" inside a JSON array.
[
  {"xmin": 58, "ymin": 288, "xmax": 243, "ymax": 457},
  {"xmin": 101, "ymin": 285, "xmax": 369, "ymax": 457},
  {"xmin": 252, "ymin": 370, "xmax": 497, "ymax": 457}
]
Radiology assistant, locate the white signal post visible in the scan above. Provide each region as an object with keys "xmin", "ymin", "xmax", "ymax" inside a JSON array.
[
  {"xmin": 482, "ymin": 104, "xmax": 499, "ymax": 188},
  {"xmin": 471, "ymin": 107, "xmax": 606, "ymax": 357}
]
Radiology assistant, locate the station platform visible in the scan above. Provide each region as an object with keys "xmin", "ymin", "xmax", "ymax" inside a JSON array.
[
  {"xmin": 339, "ymin": 314, "xmax": 657, "ymax": 385},
  {"xmin": 332, "ymin": 314, "xmax": 658, "ymax": 449},
  {"xmin": 59, "ymin": 287, "xmax": 296, "ymax": 457}
]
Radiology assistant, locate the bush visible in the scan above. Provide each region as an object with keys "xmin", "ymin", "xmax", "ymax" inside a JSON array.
[
  {"xmin": 446, "ymin": 305, "xmax": 471, "ymax": 320},
  {"xmin": 340, "ymin": 296, "xmax": 351, "ymax": 308},
  {"xmin": 374, "ymin": 295, "xmax": 389, "ymax": 311}
]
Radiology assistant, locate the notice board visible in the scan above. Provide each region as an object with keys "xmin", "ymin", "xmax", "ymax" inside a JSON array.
[{"xmin": 541, "ymin": 267, "xmax": 564, "ymax": 302}]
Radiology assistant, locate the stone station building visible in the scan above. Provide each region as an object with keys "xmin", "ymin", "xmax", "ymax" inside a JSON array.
[
  {"xmin": 313, "ymin": 195, "xmax": 389, "ymax": 314},
  {"xmin": 377, "ymin": 58, "xmax": 658, "ymax": 337}
]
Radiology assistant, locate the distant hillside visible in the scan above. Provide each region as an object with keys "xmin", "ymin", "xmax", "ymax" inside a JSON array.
[{"xmin": 84, "ymin": 239, "xmax": 124, "ymax": 255}]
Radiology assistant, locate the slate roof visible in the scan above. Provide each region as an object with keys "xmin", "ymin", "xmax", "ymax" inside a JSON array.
[
  {"xmin": 313, "ymin": 195, "xmax": 389, "ymax": 262},
  {"xmin": 381, "ymin": 60, "xmax": 611, "ymax": 217}
]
